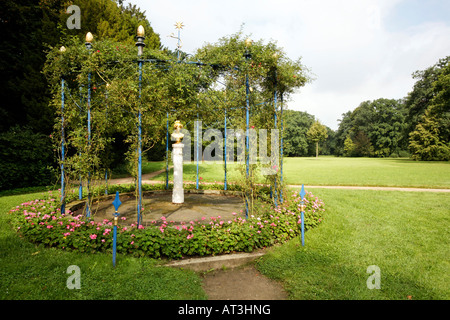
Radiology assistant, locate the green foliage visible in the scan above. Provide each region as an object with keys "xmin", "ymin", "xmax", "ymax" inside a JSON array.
[
  {"xmin": 307, "ymin": 120, "xmax": 328, "ymax": 158},
  {"xmin": 409, "ymin": 108, "xmax": 450, "ymax": 161},
  {"xmin": 0, "ymin": 126, "xmax": 57, "ymax": 191},
  {"xmin": 43, "ymin": 29, "xmax": 310, "ymax": 211},
  {"xmin": 408, "ymin": 58, "xmax": 450, "ymax": 161},
  {"xmin": 8, "ymin": 186, "xmax": 324, "ymax": 260},
  {"xmin": 283, "ymin": 110, "xmax": 315, "ymax": 156},
  {"xmin": 343, "ymin": 135, "xmax": 355, "ymax": 157},
  {"xmin": 336, "ymin": 99, "xmax": 406, "ymax": 157},
  {"xmin": 404, "ymin": 56, "xmax": 449, "ymax": 138},
  {"xmin": 336, "ymin": 56, "xmax": 449, "ymax": 160}
]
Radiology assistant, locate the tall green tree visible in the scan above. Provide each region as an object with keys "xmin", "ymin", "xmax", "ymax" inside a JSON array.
[
  {"xmin": 335, "ymin": 98, "xmax": 406, "ymax": 157},
  {"xmin": 409, "ymin": 108, "xmax": 450, "ymax": 161},
  {"xmin": 282, "ymin": 110, "xmax": 314, "ymax": 157},
  {"xmin": 307, "ymin": 120, "xmax": 328, "ymax": 158},
  {"xmin": 403, "ymin": 56, "xmax": 449, "ymax": 139},
  {"xmin": 409, "ymin": 58, "xmax": 450, "ymax": 161}
]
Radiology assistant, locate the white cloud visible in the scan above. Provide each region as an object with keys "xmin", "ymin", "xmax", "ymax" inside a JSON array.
[{"xmin": 130, "ymin": 0, "xmax": 450, "ymax": 130}]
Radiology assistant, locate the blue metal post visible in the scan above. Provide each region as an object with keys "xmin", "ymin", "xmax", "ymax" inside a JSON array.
[
  {"xmin": 280, "ymin": 92, "xmax": 284, "ymax": 203},
  {"xmin": 85, "ymin": 34, "xmax": 92, "ymax": 218},
  {"xmin": 86, "ymin": 71, "xmax": 91, "ymax": 218},
  {"xmin": 112, "ymin": 218, "xmax": 117, "ymax": 267},
  {"xmin": 244, "ymin": 50, "xmax": 251, "ymax": 219},
  {"xmin": 273, "ymin": 88, "xmax": 278, "ymax": 207},
  {"xmin": 112, "ymin": 191, "xmax": 122, "ymax": 268},
  {"xmin": 60, "ymin": 78, "xmax": 65, "ymax": 215},
  {"xmin": 166, "ymin": 112, "xmax": 169, "ymax": 190},
  {"xmin": 137, "ymin": 59, "xmax": 143, "ymax": 226},
  {"xmin": 224, "ymin": 110, "xmax": 227, "ymax": 190},
  {"xmin": 78, "ymin": 87, "xmax": 83, "ymax": 200},
  {"xmin": 300, "ymin": 184, "xmax": 306, "ymax": 246},
  {"xmin": 196, "ymin": 113, "xmax": 199, "ymax": 190},
  {"xmin": 136, "ymin": 28, "xmax": 145, "ymax": 226},
  {"xmin": 105, "ymin": 170, "xmax": 108, "ymax": 195}
]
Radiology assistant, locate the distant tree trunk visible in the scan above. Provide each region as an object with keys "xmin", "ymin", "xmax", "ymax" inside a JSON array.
[{"xmin": 316, "ymin": 141, "xmax": 319, "ymax": 158}]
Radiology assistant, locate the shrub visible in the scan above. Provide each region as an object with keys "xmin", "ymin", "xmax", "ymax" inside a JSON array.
[
  {"xmin": 8, "ymin": 187, "xmax": 325, "ymax": 259},
  {"xmin": 0, "ymin": 126, "xmax": 57, "ymax": 190}
]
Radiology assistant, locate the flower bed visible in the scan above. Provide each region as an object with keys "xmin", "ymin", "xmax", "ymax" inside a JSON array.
[{"xmin": 8, "ymin": 187, "xmax": 325, "ymax": 259}]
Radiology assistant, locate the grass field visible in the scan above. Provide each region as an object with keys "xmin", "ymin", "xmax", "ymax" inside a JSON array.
[
  {"xmin": 150, "ymin": 156, "xmax": 450, "ymax": 189},
  {"xmin": 256, "ymin": 188, "xmax": 450, "ymax": 300},
  {"xmin": 1, "ymin": 157, "xmax": 449, "ymax": 300}
]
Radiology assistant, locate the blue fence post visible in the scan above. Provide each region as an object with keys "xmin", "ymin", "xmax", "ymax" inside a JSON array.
[
  {"xmin": 273, "ymin": 88, "xmax": 278, "ymax": 208},
  {"xmin": 224, "ymin": 109, "xmax": 227, "ymax": 191},
  {"xmin": 196, "ymin": 113, "xmax": 199, "ymax": 190},
  {"xmin": 105, "ymin": 170, "xmax": 108, "ymax": 195},
  {"xmin": 78, "ymin": 87, "xmax": 83, "ymax": 200},
  {"xmin": 300, "ymin": 184, "xmax": 306, "ymax": 246},
  {"xmin": 136, "ymin": 25, "xmax": 145, "ymax": 227},
  {"xmin": 112, "ymin": 191, "xmax": 122, "ymax": 268},
  {"xmin": 85, "ymin": 32, "xmax": 93, "ymax": 219},
  {"xmin": 280, "ymin": 92, "xmax": 284, "ymax": 203},
  {"xmin": 60, "ymin": 77, "xmax": 65, "ymax": 215},
  {"xmin": 166, "ymin": 112, "xmax": 169, "ymax": 190},
  {"xmin": 244, "ymin": 39, "xmax": 252, "ymax": 219}
]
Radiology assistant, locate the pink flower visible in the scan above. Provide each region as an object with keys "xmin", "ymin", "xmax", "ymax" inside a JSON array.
[{"xmin": 89, "ymin": 234, "xmax": 97, "ymax": 240}]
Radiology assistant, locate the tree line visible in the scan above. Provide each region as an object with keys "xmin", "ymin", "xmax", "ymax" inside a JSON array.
[{"xmin": 288, "ymin": 55, "xmax": 449, "ymax": 161}]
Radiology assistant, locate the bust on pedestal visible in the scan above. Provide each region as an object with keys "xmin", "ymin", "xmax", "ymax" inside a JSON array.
[{"xmin": 171, "ymin": 120, "xmax": 184, "ymax": 204}]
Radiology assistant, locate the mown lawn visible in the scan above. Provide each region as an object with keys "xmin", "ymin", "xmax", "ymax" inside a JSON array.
[
  {"xmin": 256, "ymin": 188, "xmax": 450, "ymax": 300},
  {"xmin": 1, "ymin": 157, "xmax": 449, "ymax": 300},
  {"xmin": 282, "ymin": 157, "xmax": 450, "ymax": 188},
  {"xmin": 149, "ymin": 156, "xmax": 450, "ymax": 189}
]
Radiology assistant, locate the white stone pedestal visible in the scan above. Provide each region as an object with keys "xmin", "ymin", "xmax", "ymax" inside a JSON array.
[{"xmin": 172, "ymin": 143, "xmax": 184, "ymax": 204}]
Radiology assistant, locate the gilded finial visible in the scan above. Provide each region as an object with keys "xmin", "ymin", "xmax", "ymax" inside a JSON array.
[
  {"xmin": 85, "ymin": 32, "xmax": 93, "ymax": 43},
  {"xmin": 171, "ymin": 120, "xmax": 184, "ymax": 143},
  {"xmin": 175, "ymin": 21, "xmax": 184, "ymax": 30}
]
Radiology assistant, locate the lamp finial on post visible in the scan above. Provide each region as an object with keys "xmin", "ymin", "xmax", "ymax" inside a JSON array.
[
  {"xmin": 136, "ymin": 25, "xmax": 146, "ymax": 56},
  {"xmin": 85, "ymin": 32, "xmax": 93, "ymax": 50}
]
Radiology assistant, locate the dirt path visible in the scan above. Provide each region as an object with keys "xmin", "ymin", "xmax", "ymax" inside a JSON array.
[
  {"xmin": 201, "ymin": 265, "xmax": 288, "ymax": 300},
  {"xmin": 290, "ymin": 185, "xmax": 450, "ymax": 192}
]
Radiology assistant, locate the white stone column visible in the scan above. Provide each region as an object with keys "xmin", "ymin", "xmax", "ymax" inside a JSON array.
[{"xmin": 172, "ymin": 143, "xmax": 184, "ymax": 204}]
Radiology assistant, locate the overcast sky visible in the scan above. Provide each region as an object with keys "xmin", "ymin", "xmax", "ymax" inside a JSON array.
[{"xmin": 128, "ymin": 0, "xmax": 450, "ymax": 130}]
